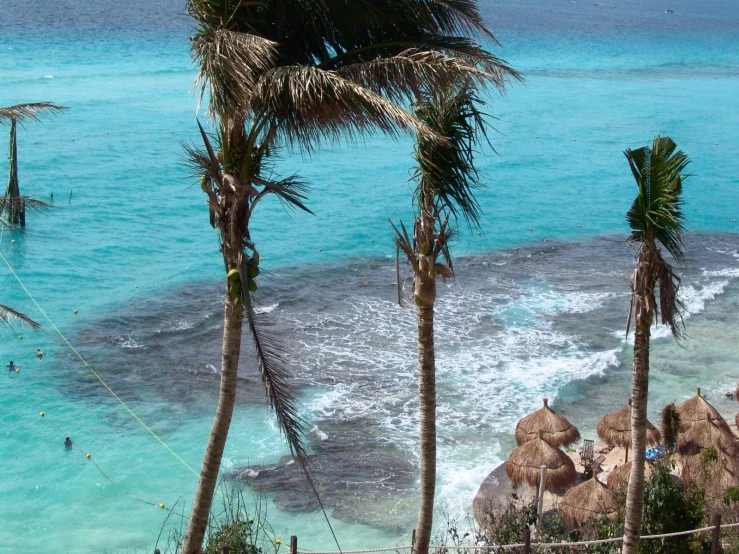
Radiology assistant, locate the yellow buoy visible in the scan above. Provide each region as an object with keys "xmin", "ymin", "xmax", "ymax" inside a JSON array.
[
  {"xmin": 86, "ymin": 453, "xmax": 91, "ymax": 459},
  {"xmin": 275, "ymin": 538, "xmax": 282, "ymax": 545},
  {"xmin": 39, "ymin": 412, "xmax": 45, "ymax": 417},
  {"xmin": 18, "ymin": 335, "xmax": 22, "ymax": 340},
  {"xmin": 157, "ymin": 503, "xmax": 165, "ymax": 509},
  {"xmin": 15, "ymin": 368, "xmax": 19, "ymax": 373}
]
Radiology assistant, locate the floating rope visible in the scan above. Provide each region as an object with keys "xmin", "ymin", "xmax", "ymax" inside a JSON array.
[{"xmin": 0, "ymin": 248, "xmax": 200, "ymax": 480}]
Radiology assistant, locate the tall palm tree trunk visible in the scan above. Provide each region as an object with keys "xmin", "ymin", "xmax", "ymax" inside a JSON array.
[
  {"xmin": 622, "ymin": 254, "xmax": 653, "ymax": 554},
  {"xmin": 182, "ymin": 295, "xmax": 244, "ymax": 554},
  {"xmin": 5, "ymin": 119, "xmax": 22, "ymax": 225},
  {"xmin": 415, "ymin": 301, "xmax": 436, "ymax": 554}
]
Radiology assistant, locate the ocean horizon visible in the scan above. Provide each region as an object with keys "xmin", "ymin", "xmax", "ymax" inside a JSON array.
[{"xmin": 1, "ymin": 0, "xmax": 739, "ymax": 551}]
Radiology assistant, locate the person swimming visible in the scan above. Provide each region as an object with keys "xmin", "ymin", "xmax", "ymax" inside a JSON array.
[
  {"xmin": 36, "ymin": 349, "xmax": 44, "ymax": 360},
  {"xmin": 7, "ymin": 361, "xmax": 16, "ymax": 374},
  {"xmin": 64, "ymin": 437, "xmax": 73, "ymax": 451}
]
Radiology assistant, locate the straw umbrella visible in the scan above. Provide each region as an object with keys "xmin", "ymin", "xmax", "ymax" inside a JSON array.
[
  {"xmin": 507, "ymin": 432, "xmax": 577, "ymax": 490},
  {"xmin": 677, "ymin": 413, "xmax": 738, "ymax": 457},
  {"xmin": 559, "ymin": 475, "xmax": 619, "ymax": 525},
  {"xmin": 596, "ymin": 399, "xmax": 662, "ymax": 463},
  {"xmin": 681, "ymin": 454, "xmax": 739, "ymax": 505},
  {"xmin": 607, "ymin": 461, "xmax": 653, "ymax": 490},
  {"xmin": 515, "ymin": 398, "xmax": 581, "ymax": 448},
  {"xmin": 676, "ymin": 387, "xmax": 731, "ymax": 435}
]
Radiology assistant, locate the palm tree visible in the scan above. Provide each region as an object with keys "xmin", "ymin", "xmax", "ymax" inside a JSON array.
[
  {"xmin": 390, "ymin": 81, "xmax": 491, "ymax": 554},
  {"xmin": 0, "ymin": 103, "xmax": 66, "ymax": 226},
  {"xmin": 182, "ymin": 2, "xmax": 519, "ymax": 552},
  {"xmin": 621, "ymin": 136, "xmax": 690, "ymax": 554}
]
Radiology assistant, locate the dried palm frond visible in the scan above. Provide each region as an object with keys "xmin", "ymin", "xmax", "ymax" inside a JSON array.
[
  {"xmin": 252, "ymin": 65, "xmax": 445, "ymax": 151},
  {"xmin": 0, "ymin": 304, "xmax": 41, "ymax": 330},
  {"xmin": 0, "ymin": 103, "xmax": 67, "ymax": 125},
  {"xmin": 0, "ymin": 197, "xmax": 51, "ymax": 215}
]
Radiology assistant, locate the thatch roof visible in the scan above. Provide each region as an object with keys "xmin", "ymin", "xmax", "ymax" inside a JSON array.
[
  {"xmin": 507, "ymin": 434, "xmax": 577, "ymax": 490},
  {"xmin": 677, "ymin": 388, "xmax": 731, "ymax": 434},
  {"xmin": 560, "ymin": 476, "xmax": 619, "ymax": 525},
  {"xmin": 596, "ymin": 399, "xmax": 661, "ymax": 448},
  {"xmin": 515, "ymin": 398, "xmax": 581, "ymax": 448},
  {"xmin": 681, "ymin": 454, "xmax": 739, "ymax": 503},
  {"xmin": 607, "ymin": 461, "xmax": 653, "ymax": 490},
  {"xmin": 677, "ymin": 414, "xmax": 738, "ymax": 457}
]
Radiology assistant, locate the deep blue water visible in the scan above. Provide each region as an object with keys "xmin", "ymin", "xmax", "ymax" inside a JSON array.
[{"xmin": 1, "ymin": 0, "xmax": 739, "ymax": 552}]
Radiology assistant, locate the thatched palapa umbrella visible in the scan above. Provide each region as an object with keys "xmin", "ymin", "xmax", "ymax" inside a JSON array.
[
  {"xmin": 681, "ymin": 454, "xmax": 739, "ymax": 504},
  {"xmin": 559, "ymin": 475, "xmax": 619, "ymax": 525},
  {"xmin": 607, "ymin": 461, "xmax": 653, "ymax": 490},
  {"xmin": 677, "ymin": 413, "xmax": 737, "ymax": 457},
  {"xmin": 507, "ymin": 432, "xmax": 577, "ymax": 490},
  {"xmin": 515, "ymin": 398, "xmax": 581, "ymax": 448},
  {"xmin": 677, "ymin": 387, "xmax": 732, "ymax": 435},
  {"xmin": 596, "ymin": 399, "xmax": 661, "ymax": 463}
]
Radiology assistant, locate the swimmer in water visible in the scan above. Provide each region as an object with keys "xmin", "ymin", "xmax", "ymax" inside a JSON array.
[
  {"xmin": 36, "ymin": 349, "xmax": 44, "ymax": 360},
  {"xmin": 64, "ymin": 437, "xmax": 73, "ymax": 451},
  {"xmin": 7, "ymin": 361, "xmax": 16, "ymax": 374}
]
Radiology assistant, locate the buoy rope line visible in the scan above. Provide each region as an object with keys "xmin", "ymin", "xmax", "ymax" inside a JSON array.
[
  {"xmin": 0, "ymin": 248, "xmax": 201, "ymax": 480},
  {"xmin": 0, "ymin": 248, "xmax": 287, "ymax": 545}
]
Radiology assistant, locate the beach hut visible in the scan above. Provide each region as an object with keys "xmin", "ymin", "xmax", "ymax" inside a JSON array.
[
  {"xmin": 607, "ymin": 461, "xmax": 653, "ymax": 490},
  {"xmin": 676, "ymin": 388, "xmax": 731, "ymax": 434},
  {"xmin": 559, "ymin": 475, "xmax": 619, "ymax": 525},
  {"xmin": 677, "ymin": 414, "xmax": 737, "ymax": 457},
  {"xmin": 515, "ymin": 398, "xmax": 581, "ymax": 448},
  {"xmin": 682, "ymin": 454, "xmax": 739, "ymax": 505},
  {"xmin": 596, "ymin": 399, "xmax": 661, "ymax": 463},
  {"xmin": 507, "ymin": 433, "xmax": 577, "ymax": 490}
]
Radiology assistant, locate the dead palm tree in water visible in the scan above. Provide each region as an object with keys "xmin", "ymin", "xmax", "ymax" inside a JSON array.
[
  {"xmin": 391, "ymin": 81, "xmax": 493, "ymax": 554},
  {"xmin": 621, "ymin": 136, "xmax": 690, "ymax": 554},
  {"xmin": 1, "ymin": 103, "xmax": 65, "ymax": 226},
  {"xmin": 182, "ymin": 2, "xmax": 520, "ymax": 552}
]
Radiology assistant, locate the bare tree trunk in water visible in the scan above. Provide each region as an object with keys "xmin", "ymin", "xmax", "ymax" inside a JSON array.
[
  {"xmin": 6, "ymin": 120, "xmax": 21, "ymax": 225},
  {"xmin": 622, "ymin": 255, "xmax": 653, "ymax": 554},
  {"xmin": 182, "ymin": 293, "xmax": 244, "ymax": 554}
]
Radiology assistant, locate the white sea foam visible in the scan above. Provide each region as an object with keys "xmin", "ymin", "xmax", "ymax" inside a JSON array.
[
  {"xmin": 255, "ymin": 302, "xmax": 279, "ymax": 314},
  {"xmin": 113, "ymin": 334, "xmax": 143, "ymax": 349},
  {"xmin": 44, "ymin": 74, "xmax": 53, "ymax": 79}
]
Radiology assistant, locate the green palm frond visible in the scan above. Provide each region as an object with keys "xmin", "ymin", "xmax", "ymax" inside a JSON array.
[
  {"xmin": 252, "ymin": 65, "xmax": 445, "ymax": 151},
  {"xmin": 0, "ymin": 103, "xmax": 67, "ymax": 125},
  {"xmin": 625, "ymin": 136, "xmax": 690, "ymax": 264},
  {"xmin": 413, "ymin": 80, "xmax": 490, "ymax": 228},
  {"xmin": 0, "ymin": 304, "xmax": 41, "ymax": 330}
]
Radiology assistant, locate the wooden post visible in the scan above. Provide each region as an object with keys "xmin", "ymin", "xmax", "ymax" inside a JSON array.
[
  {"xmin": 221, "ymin": 544, "xmax": 230, "ymax": 554},
  {"xmin": 411, "ymin": 528, "xmax": 416, "ymax": 554},
  {"xmin": 523, "ymin": 526, "xmax": 531, "ymax": 554},
  {"xmin": 290, "ymin": 535, "xmax": 298, "ymax": 554},
  {"xmin": 711, "ymin": 512, "xmax": 722, "ymax": 554},
  {"xmin": 537, "ymin": 465, "xmax": 547, "ymax": 534},
  {"xmin": 154, "ymin": 550, "xmax": 160, "ymax": 554}
]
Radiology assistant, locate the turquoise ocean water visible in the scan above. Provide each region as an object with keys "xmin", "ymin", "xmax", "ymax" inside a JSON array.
[{"xmin": 1, "ymin": 0, "xmax": 739, "ymax": 551}]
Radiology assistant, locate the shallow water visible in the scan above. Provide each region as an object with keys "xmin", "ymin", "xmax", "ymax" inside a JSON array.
[{"xmin": 1, "ymin": 0, "xmax": 739, "ymax": 552}]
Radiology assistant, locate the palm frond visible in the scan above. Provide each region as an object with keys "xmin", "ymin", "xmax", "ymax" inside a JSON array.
[
  {"xmin": 250, "ymin": 175, "xmax": 314, "ymax": 215},
  {"xmin": 192, "ymin": 28, "xmax": 279, "ymax": 118},
  {"xmin": 252, "ymin": 65, "xmax": 445, "ymax": 151},
  {"xmin": 0, "ymin": 197, "xmax": 51, "ymax": 215},
  {"xmin": 336, "ymin": 49, "xmax": 510, "ymax": 107},
  {"xmin": 412, "ymin": 80, "xmax": 489, "ymax": 228},
  {"xmin": 655, "ymin": 250, "xmax": 685, "ymax": 338},
  {"xmin": 240, "ymin": 262, "xmax": 311, "ymax": 474},
  {"xmin": 0, "ymin": 304, "xmax": 41, "ymax": 330},
  {"xmin": 0, "ymin": 103, "xmax": 67, "ymax": 125},
  {"xmin": 625, "ymin": 136, "xmax": 689, "ymax": 264}
]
